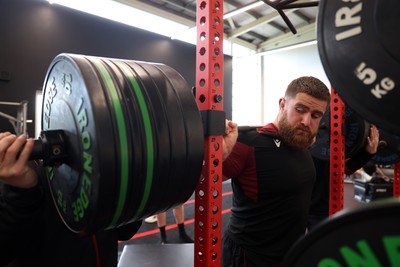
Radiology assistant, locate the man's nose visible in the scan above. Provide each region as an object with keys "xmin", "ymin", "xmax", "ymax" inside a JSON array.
[{"xmin": 301, "ymin": 113, "xmax": 312, "ymax": 126}]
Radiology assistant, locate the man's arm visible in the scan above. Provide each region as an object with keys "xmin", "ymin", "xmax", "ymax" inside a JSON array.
[
  {"xmin": 0, "ymin": 181, "xmax": 43, "ymax": 235},
  {"xmin": 0, "ymin": 132, "xmax": 43, "ymax": 251},
  {"xmin": 345, "ymin": 125, "xmax": 379, "ymax": 174}
]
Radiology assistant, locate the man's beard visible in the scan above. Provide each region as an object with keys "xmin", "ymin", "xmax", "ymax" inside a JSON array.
[{"xmin": 278, "ymin": 113, "xmax": 316, "ymax": 150}]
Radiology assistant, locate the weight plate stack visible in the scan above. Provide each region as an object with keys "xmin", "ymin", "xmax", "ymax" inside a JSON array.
[
  {"xmin": 135, "ymin": 62, "xmax": 202, "ymax": 215},
  {"xmin": 310, "ymin": 106, "xmax": 370, "ymax": 161},
  {"xmin": 317, "ymin": 0, "xmax": 400, "ymax": 135},
  {"xmin": 41, "ymin": 53, "xmax": 204, "ymax": 234},
  {"xmin": 116, "ymin": 61, "xmax": 171, "ymax": 223},
  {"xmin": 371, "ymin": 129, "xmax": 400, "ymax": 165}
]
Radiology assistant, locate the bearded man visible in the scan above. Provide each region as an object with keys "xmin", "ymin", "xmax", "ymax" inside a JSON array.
[{"xmin": 222, "ymin": 76, "xmax": 331, "ymax": 267}]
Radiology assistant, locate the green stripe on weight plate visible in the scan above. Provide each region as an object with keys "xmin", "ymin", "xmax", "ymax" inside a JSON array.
[
  {"xmin": 114, "ymin": 60, "xmax": 155, "ymax": 222},
  {"xmin": 91, "ymin": 59, "xmax": 130, "ymax": 227}
]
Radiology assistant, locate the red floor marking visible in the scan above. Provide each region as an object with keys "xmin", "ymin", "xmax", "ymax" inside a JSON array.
[
  {"xmin": 118, "ymin": 190, "xmax": 233, "ymax": 242},
  {"xmin": 124, "ymin": 207, "xmax": 232, "ymax": 241}
]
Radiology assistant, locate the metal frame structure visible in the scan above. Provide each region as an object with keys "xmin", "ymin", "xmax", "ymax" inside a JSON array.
[
  {"xmin": 329, "ymin": 91, "xmax": 400, "ymax": 214},
  {"xmin": 195, "ymin": 1, "xmax": 225, "ymax": 266},
  {"xmin": 328, "ymin": 88, "xmax": 345, "ymax": 215},
  {"xmin": 0, "ymin": 100, "xmax": 29, "ymax": 135}
]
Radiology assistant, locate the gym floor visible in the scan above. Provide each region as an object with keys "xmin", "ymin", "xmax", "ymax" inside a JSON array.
[
  {"xmin": 118, "ymin": 180, "xmax": 233, "ymax": 248},
  {"xmin": 117, "ymin": 179, "xmax": 365, "ymax": 263}
]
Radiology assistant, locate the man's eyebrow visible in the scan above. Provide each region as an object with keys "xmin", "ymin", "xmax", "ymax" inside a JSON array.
[{"xmin": 295, "ymin": 103, "xmax": 310, "ymax": 110}]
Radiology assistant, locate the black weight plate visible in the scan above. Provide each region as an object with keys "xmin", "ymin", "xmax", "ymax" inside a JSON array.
[
  {"xmin": 134, "ymin": 62, "xmax": 184, "ymax": 216},
  {"xmin": 68, "ymin": 55, "xmax": 122, "ymax": 233},
  {"xmin": 317, "ymin": 0, "xmax": 400, "ymax": 135},
  {"xmin": 310, "ymin": 106, "xmax": 369, "ymax": 160},
  {"xmin": 89, "ymin": 57, "xmax": 136, "ymax": 228},
  {"xmin": 371, "ymin": 129, "xmax": 400, "ymax": 165},
  {"xmin": 151, "ymin": 63, "xmax": 203, "ymax": 206},
  {"xmin": 344, "ymin": 109, "xmax": 370, "ymax": 159},
  {"xmin": 41, "ymin": 54, "xmax": 117, "ymax": 234},
  {"xmin": 130, "ymin": 61, "xmax": 175, "ymax": 222},
  {"xmin": 281, "ymin": 199, "xmax": 400, "ymax": 267},
  {"xmin": 121, "ymin": 61, "xmax": 172, "ymax": 221},
  {"xmin": 102, "ymin": 59, "xmax": 150, "ymax": 227}
]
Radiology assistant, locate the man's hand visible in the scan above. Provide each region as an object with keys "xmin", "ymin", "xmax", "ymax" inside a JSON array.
[
  {"xmin": 222, "ymin": 120, "xmax": 238, "ymax": 160},
  {"xmin": 365, "ymin": 125, "xmax": 379, "ymax": 155},
  {"xmin": 0, "ymin": 132, "xmax": 38, "ymax": 188}
]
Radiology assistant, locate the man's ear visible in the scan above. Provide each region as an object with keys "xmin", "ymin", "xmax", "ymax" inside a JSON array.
[{"xmin": 279, "ymin": 98, "xmax": 285, "ymax": 109}]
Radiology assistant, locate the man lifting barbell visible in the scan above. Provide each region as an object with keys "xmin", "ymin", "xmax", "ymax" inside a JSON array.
[
  {"xmin": 221, "ymin": 76, "xmax": 331, "ymax": 267},
  {"xmin": 0, "ymin": 53, "xmax": 204, "ymax": 266},
  {"xmin": 0, "ymin": 132, "xmax": 142, "ymax": 266}
]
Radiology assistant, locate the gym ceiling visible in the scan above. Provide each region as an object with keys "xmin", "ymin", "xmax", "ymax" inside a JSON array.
[{"xmin": 114, "ymin": 0, "xmax": 319, "ymax": 53}]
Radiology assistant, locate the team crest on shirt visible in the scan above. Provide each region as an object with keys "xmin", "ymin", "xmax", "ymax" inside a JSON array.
[{"xmin": 273, "ymin": 139, "xmax": 281, "ymax": 147}]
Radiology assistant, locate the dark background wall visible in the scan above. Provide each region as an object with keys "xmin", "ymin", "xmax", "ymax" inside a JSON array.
[{"xmin": 0, "ymin": 0, "xmax": 232, "ymax": 137}]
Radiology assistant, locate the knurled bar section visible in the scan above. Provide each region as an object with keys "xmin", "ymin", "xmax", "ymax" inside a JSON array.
[
  {"xmin": 394, "ymin": 163, "xmax": 400, "ymax": 197},
  {"xmin": 329, "ymin": 88, "xmax": 345, "ymax": 215},
  {"xmin": 195, "ymin": 1, "xmax": 224, "ymax": 266}
]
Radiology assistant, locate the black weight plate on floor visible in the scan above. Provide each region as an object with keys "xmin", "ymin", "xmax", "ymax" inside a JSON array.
[
  {"xmin": 310, "ymin": 106, "xmax": 369, "ymax": 161},
  {"xmin": 281, "ymin": 199, "xmax": 400, "ymax": 267},
  {"xmin": 41, "ymin": 54, "xmax": 117, "ymax": 234},
  {"xmin": 371, "ymin": 129, "xmax": 400, "ymax": 165},
  {"xmin": 317, "ymin": 0, "xmax": 400, "ymax": 135}
]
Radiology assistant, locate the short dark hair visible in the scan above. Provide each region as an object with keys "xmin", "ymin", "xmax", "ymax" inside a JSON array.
[{"xmin": 285, "ymin": 76, "xmax": 331, "ymax": 106}]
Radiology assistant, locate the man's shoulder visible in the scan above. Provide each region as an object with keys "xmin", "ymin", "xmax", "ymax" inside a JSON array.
[{"xmin": 237, "ymin": 127, "xmax": 279, "ymax": 147}]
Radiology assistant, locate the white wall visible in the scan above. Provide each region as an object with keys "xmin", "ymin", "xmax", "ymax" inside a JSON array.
[
  {"xmin": 231, "ymin": 55, "xmax": 262, "ymax": 125},
  {"xmin": 262, "ymin": 43, "xmax": 330, "ymax": 124},
  {"xmin": 231, "ymin": 43, "xmax": 331, "ymax": 126}
]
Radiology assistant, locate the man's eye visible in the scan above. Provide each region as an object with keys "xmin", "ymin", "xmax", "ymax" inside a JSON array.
[
  {"xmin": 296, "ymin": 107, "xmax": 305, "ymax": 113},
  {"xmin": 312, "ymin": 113, "xmax": 322, "ymax": 119}
]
